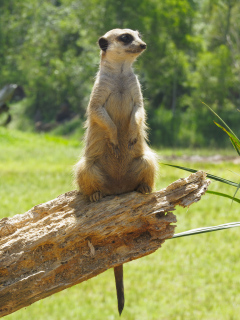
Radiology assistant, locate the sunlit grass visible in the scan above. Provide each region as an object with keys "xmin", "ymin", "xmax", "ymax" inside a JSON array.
[{"xmin": 1, "ymin": 128, "xmax": 240, "ymax": 320}]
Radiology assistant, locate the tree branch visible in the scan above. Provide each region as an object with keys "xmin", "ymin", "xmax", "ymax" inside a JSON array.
[{"xmin": 0, "ymin": 171, "xmax": 210, "ymax": 317}]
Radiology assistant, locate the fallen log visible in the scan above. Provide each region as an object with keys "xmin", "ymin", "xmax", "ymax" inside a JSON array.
[{"xmin": 0, "ymin": 171, "xmax": 210, "ymax": 317}]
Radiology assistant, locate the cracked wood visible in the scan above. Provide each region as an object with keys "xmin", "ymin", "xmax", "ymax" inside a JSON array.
[{"xmin": 0, "ymin": 171, "xmax": 210, "ymax": 317}]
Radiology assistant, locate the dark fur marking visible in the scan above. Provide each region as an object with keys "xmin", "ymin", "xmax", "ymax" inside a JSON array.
[
  {"xmin": 117, "ymin": 33, "xmax": 134, "ymax": 45},
  {"xmin": 98, "ymin": 37, "xmax": 108, "ymax": 51}
]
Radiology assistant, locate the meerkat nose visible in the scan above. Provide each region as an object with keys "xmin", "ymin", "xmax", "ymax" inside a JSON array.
[{"xmin": 140, "ymin": 43, "xmax": 147, "ymax": 49}]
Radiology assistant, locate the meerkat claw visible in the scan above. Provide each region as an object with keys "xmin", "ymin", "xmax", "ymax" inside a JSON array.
[
  {"xmin": 109, "ymin": 142, "xmax": 120, "ymax": 158},
  {"xmin": 128, "ymin": 138, "xmax": 137, "ymax": 150},
  {"xmin": 90, "ymin": 191, "xmax": 103, "ymax": 202},
  {"xmin": 137, "ymin": 183, "xmax": 152, "ymax": 194}
]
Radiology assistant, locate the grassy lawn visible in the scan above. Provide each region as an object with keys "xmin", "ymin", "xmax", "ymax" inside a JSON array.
[{"xmin": 1, "ymin": 127, "xmax": 240, "ymax": 320}]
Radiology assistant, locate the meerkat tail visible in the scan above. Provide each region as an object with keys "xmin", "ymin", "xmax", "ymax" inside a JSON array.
[{"xmin": 114, "ymin": 265, "xmax": 125, "ymax": 315}]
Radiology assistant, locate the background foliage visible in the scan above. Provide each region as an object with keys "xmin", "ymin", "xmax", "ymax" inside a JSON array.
[{"xmin": 0, "ymin": 0, "xmax": 240, "ymax": 146}]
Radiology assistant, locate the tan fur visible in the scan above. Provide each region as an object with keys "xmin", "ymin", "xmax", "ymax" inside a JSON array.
[{"xmin": 75, "ymin": 28, "xmax": 157, "ymax": 202}]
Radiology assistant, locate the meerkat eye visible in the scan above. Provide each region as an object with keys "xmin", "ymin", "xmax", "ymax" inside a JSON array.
[
  {"xmin": 118, "ymin": 34, "xmax": 134, "ymax": 44},
  {"xmin": 138, "ymin": 33, "xmax": 142, "ymax": 39}
]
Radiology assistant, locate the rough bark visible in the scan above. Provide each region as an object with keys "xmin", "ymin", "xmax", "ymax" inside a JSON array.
[{"xmin": 0, "ymin": 171, "xmax": 210, "ymax": 317}]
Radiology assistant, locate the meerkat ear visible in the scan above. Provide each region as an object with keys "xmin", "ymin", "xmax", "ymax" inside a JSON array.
[{"xmin": 98, "ymin": 37, "xmax": 108, "ymax": 51}]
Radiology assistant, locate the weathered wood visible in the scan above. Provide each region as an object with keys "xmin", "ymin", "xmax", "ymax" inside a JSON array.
[{"xmin": 0, "ymin": 171, "xmax": 210, "ymax": 317}]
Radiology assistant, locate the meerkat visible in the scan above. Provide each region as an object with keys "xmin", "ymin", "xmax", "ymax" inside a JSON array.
[{"xmin": 74, "ymin": 28, "xmax": 157, "ymax": 315}]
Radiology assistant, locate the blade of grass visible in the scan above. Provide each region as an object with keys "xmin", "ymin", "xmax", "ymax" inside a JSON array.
[
  {"xmin": 206, "ymin": 190, "xmax": 240, "ymax": 204},
  {"xmin": 232, "ymin": 185, "xmax": 240, "ymax": 203},
  {"xmin": 229, "ymin": 137, "xmax": 240, "ymax": 156},
  {"xmin": 228, "ymin": 169, "xmax": 240, "ymax": 177},
  {"xmin": 161, "ymin": 163, "xmax": 239, "ymax": 188},
  {"xmin": 214, "ymin": 122, "xmax": 240, "ymax": 145},
  {"xmin": 171, "ymin": 222, "xmax": 240, "ymax": 239},
  {"xmin": 201, "ymin": 101, "xmax": 239, "ymax": 140},
  {"xmin": 214, "ymin": 122, "xmax": 240, "ymax": 155}
]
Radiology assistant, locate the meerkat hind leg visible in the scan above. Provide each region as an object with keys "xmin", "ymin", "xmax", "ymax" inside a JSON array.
[
  {"xmin": 130, "ymin": 152, "xmax": 156, "ymax": 194},
  {"xmin": 75, "ymin": 158, "xmax": 106, "ymax": 201}
]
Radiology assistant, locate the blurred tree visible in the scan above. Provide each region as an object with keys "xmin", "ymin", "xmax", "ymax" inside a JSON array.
[
  {"xmin": 194, "ymin": 0, "xmax": 240, "ymax": 109},
  {"xmin": 0, "ymin": 0, "xmax": 239, "ymax": 146}
]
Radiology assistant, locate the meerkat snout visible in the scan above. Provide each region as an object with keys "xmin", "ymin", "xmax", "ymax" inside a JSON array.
[{"xmin": 140, "ymin": 43, "xmax": 147, "ymax": 49}]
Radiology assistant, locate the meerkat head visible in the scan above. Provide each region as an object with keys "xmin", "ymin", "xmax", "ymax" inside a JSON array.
[{"xmin": 98, "ymin": 29, "xmax": 146, "ymax": 63}]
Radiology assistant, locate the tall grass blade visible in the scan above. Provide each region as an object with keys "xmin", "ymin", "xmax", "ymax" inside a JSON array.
[
  {"xmin": 214, "ymin": 122, "xmax": 240, "ymax": 155},
  {"xmin": 214, "ymin": 122, "xmax": 240, "ymax": 145},
  {"xmin": 232, "ymin": 184, "xmax": 240, "ymax": 204},
  {"xmin": 201, "ymin": 101, "xmax": 239, "ymax": 140},
  {"xmin": 171, "ymin": 222, "xmax": 240, "ymax": 239},
  {"xmin": 207, "ymin": 190, "xmax": 240, "ymax": 204},
  {"xmin": 229, "ymin": 137, "xmax": 240, "ymax": 156},
  {"xmin": 161, "ymin": 163, "xmax": 239, "ymax": 188}
]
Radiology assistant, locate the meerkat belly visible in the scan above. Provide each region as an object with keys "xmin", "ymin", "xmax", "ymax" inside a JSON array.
[
  {"xmin": 100, "ymin": 93, "xmax": 139, "ymax": 193},
  {"xmin": 100, "ymin": 152, "xmax": 139, "ymax": 194},
  {"xmin": 105, "ymin": 91, "xmax": 133, "ymax": 136}
]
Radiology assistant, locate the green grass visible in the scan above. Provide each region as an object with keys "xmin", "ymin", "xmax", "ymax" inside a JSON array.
[{"xmin": 1, "ymin": 128, "xmax": 240, "ymax": 320}]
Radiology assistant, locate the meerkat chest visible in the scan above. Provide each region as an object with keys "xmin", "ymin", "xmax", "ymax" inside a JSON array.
[{"xmin": 105, "ymin": 74, "xmax": 137, "ymax": 121}]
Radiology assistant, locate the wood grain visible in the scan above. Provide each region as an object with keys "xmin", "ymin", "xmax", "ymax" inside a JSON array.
[{"xmin": 0, "ymin": 171, "xmax": 210, "ymax": 317}]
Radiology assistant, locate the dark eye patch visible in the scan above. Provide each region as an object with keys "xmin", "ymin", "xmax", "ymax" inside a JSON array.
[{"xmin": 118, "ymin": 33, "xmax": 134, "ymax": 44}]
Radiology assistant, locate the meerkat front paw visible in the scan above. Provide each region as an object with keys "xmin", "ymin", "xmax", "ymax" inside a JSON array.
[
  {"xmin": 90, "ymin": 191, "xmax": 103, "ymax": 202},
  {"xmin": 109, "ymin": 142, "xmax": 120, "ymax": 158},
  {"xmin": 128, "ymin": 137, "xmax": 138, "ymax": 150},
  {"xmin": 137, "ymin": 183, "xmax": 152, "ymax": 194}
]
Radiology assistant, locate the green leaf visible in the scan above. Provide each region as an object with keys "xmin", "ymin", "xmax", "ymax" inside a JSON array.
[
  {"xmin": 171, "ymin": 222, "xmax": 240, "ymax": 239},
  {"xmin": 161, "ymin": 163, "xmax": 239, "ymax": 188},
  {"xmin": 206, "ymin": 190, "xmax": 240, "ymax": 204}
]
